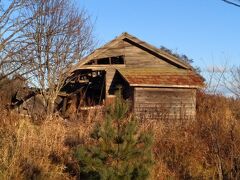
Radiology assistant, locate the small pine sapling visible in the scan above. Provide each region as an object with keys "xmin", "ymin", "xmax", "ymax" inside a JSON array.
[{"xmin": 75, "ymin": 90, "xmax": 154, "ymax": 179}]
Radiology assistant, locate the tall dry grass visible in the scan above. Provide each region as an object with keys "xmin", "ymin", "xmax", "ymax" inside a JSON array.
[
  {"xmin": 1, "ymin": 91, "xmax": 240, "ymax": 179},
  {"xmin": 0, "ymin": 108, "xmax": 103, "ymax": 179},
  {"xmin": 0, "ymin": 112, "xmax": 68, "ymax": 179},
  {"xmin": 144, "ymin": 91, "xmax": 240, "ymax": 179}
]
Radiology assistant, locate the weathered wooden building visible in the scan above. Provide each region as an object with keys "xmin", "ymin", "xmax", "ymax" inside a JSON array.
[{"xmin": 63, "ymin": 32, "xmax": 204, "ymax": 120}]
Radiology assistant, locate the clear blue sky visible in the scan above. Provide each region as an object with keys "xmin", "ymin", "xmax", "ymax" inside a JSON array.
[{"xmin": 78, "ymin": 0, "xmax": 240, "ymax": 72}]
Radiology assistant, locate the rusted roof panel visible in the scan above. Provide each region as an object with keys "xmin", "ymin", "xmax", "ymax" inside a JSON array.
[{"xmin": 117, "ymin": 68, "xmax": 204, "ymax": 88}]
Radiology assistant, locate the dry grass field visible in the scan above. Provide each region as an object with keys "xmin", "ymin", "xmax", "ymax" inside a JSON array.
[{"xmin": 1, "ymin": 91, "xmax": 240, "ymax": 179}]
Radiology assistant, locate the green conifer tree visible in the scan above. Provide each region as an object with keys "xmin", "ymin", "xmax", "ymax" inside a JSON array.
[{"xmin": 75, "ymin": 91, "xmax": 154, "ymax": 180}]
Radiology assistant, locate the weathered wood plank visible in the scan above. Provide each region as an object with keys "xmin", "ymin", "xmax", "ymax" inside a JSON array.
[
  {"xmin": 105, "ymin": 68, "xmax": 116, "ymax": 96},
  {"xmin": 133, "ymin": 87, "xmax": 196, "ymax": 120}
]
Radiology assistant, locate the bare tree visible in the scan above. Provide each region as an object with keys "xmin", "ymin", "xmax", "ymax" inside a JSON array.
[
  {"xmin": 221, "ymin": 1, "xmax": 240, "ymax": 96},
  {"xmin": 24, "ymin": 0, "xmax": 94, "ymax": 116},
  {"xmin": 222, "ymin": 66, "xmax": 240, "ymax": 98},
  {"xmin": 0, "ymin": 0, "xmax": 34, "ymax": 82}
]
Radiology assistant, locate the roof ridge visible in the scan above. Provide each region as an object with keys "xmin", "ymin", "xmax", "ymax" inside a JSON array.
[
  {"xmin": 72, "ymin": 32, "xmax": 193, "ymax": 72},
  {"xmin": 121, "ymin": 33, "xmax": 191, "ymax": 69}
]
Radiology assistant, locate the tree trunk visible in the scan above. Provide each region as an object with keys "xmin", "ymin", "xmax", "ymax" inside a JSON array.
[{"xmin": 47, "ymin": 99, "xmax": 55, "ymax": 117}]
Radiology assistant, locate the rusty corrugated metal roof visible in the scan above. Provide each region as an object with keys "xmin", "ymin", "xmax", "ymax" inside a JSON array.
[{"xmin": 117, "ymin": 68, "xmax": 204, "ymax": 88}]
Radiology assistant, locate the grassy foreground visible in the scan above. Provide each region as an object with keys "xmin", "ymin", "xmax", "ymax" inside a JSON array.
[{"xmin": 1, "ymin": 92, "xmax": 240, "ymax": 179}]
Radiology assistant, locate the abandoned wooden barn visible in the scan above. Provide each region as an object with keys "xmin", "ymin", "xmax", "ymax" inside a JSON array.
[{"xmin": 62, "ymin": 32, "xmax": 204, "ymax": 120}]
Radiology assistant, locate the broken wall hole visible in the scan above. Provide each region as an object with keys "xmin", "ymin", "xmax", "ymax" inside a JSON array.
[
  {"xmin": 60, "ymin": 69, "xmax": 106, "ymax": 116},
  {"xmin": 85, "ymin": 56, "xmax": 125, "ymax": 65}
]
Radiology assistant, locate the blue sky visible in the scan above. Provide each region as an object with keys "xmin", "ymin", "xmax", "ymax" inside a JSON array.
[{"xmin": 78, "ymin": 0, "xmax": 240, "ymax": 73}]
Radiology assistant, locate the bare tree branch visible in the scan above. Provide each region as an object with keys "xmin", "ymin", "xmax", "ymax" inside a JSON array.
[
  {"xmin": 222, "ymin": 0, "xmax": 240, "ymax": 7},
  {"xmin": 223, "ymin": 66, "xmax": 240, "ymax": 98},
  {"xmin": 0, "ymin": 0, "xmax": 35, "ymax": 81},
  {"xmin": 24, "ymin": 0, "xmax": 94, "ymax": 116}
]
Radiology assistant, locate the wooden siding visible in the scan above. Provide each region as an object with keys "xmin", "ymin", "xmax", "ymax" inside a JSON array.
[
  {"xmin": 105, "ymin": 67, "xmax": 116, "ymax": 97},
  {"xmin": 123, "ymin": 41, "xmax": 176, "ymax": 68},
  {"xmin": 74, "ymin": 32, "xmax": 191, "ymax": 70},
  {"xmin": 68, "ymin": 33, "xmax": 204, "ymax": 120},
  {"xmin": 92, "ymin": 40, "xmax": 126, "ymax": 59},
  {"xmin": 81, "ymin": 40, "xmax": 178, "ymax": 70},
  {"xmin": 133, "ymin": 87, "xmax": 196, "ymax": 120}
]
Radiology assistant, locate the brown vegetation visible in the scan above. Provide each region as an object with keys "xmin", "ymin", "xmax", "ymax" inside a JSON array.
[
  {"xmin": 151, "ymin": 92, "xmax": 240, "ymax": 179},
  {"xmin": 1, "ymin": 91, "xmax": 240, "ymax": 179}
]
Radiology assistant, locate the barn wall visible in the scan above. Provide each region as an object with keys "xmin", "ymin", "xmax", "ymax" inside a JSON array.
[
  {"xmin": 82, "ymin": 40, "xmax": 178, "ymax": 69},
  {"xmin": 133, "ymin": 87, "xmax": 196, "ymax": 120},
  {"xmin": 93, "ymin": 40, "xmax": 125, "ymax": 59},
  {"xmin": 105, "ymin": 68, "xmax": 116, "ymax": 96},
  {"xmin": 105, "ymin": 68, "xmax": 133, "ymax": 105},
  {"xmin": 123, "ymin": 41, "xmax": 176, "ymax": 68}
]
